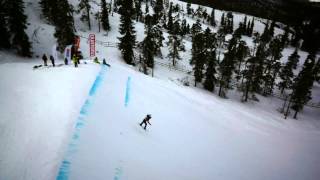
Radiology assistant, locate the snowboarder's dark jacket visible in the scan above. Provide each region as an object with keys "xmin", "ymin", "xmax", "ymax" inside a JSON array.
[{"xmin": 143, "ymin": 116, "xmax": 151, "ymax": 125}]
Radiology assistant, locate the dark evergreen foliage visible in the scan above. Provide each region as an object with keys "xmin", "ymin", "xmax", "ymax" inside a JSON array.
[
  {"xmin": 291, "ymin": 54, "xmax": 316, "ymax": 119},
  {"xmin": 6, "ymin": 0, "xmax": 32, "ymax": 57},
  {"xmin": 0, "ymin": 2, "xmax": 10, "ymax": 49},
  {"xmin": 101, "ymin": 0, "xmax": 111, "ymax": 31},
  {"xmin": 118, "ymin": 0, "xmax": 136, "ymax": 65},
  {"xmin": 78, "ymin": 0, "xmax": 92, "ymax": 30}
]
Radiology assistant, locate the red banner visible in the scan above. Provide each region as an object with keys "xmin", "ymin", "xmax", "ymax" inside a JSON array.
[{"xmin": 89, "ymin": 34, "xmax": 96, "ymax": 58}]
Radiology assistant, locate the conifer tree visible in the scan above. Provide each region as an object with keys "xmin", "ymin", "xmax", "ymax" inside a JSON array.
[
  {"xmin": 263, "ymin": 37, "xmax": 282, "ymax": 95},
  {"xmin": 210, "ymin": 9, "xmax": 216, "ymax": 26},
  {"xmin": 135, "ymin": 0, "xmax": 142, "ymax": 22},
  {"xmin": 269, "ymin": 20, "xmax": 276, "ymax": 39},
  {"xmin": 54, "ymin": 0, "xmax": 75, "ymax": 52},
  {"xmin": 101, "ymin": 0, "xmax": 111, "ymax": 32},
  {"xmin": 220, "ymin": 13, "xmax": 225, "ymax": 27},
  {"xmin": 191, "ymin": 20, "xmax": 202, "ymax": 37},
  {"xmin": 250, "ymin": 18, "xmax": 255, "ymax": 35},
  {"xmin": 118, "ymin": 0, "xmax": 136, "ymax": 65},
  {"xmin": 172, "ymin": 20, "xmax": 181, "ymax": 35},
  {"xmin": 218, "ymin": 36, "xmax": 238, "ymax": 97},
  {"xmin": 6, "ymin": 0, "xmax": 32, "ymax": 57},
  {"xmin": 39, "ymin": 0, "xmax": 57, "ymax": 24},
  {"xmin": 242, "ymin": 56, "xmax": 258, "ymax": 102},
  {"xmin": 167, "ymin": 34, "xmax": 184, "ymax": 67},
  {"xmin": 281, "ymin": 25, "xmax": 290, "ymax": 47},
  {"xmin": 78, "ymin": 0, "xmax": 91, "ymax": 30},
  {"xmin": 278, "ymin": 49, "xmax": 299, "ymax": 94},
  {"xmin": 261, "ymin": 21, "xmax": 271, "ymax": 43},
  {"xmin": 191, "ymin": 32, "xmax": 206, "ymax": 87},
  {"xmin": 0, "ymin": 2, "xmax": 10, "ymax": 49},
  {"xmin": 154, "ymin": 0, "xmax": 164, "ymax": 23},
  {"xmin": 251, "ymin": 43, "xmax": 267, "ymax": 94},
  {"xmin": 167, "ymin": 2, "xmax": 173, "ymax": 33},
  {"xmin": 235, "ymin": 40, "xmax": 249, "ymax": 80},
  {"xmin": 203, "ymin": 50, "xmax": 218, "ymax": 91},
  {"xmin": 290, "ymin": 54, "xmax": 315, "ymax": 119},
  {"xmin": 187, "ymin": 2, "xmax": 192, "ymax": 15},
  {"xmin": 142, "ymin": 25, "xmax": 156, "ymax": 68}
]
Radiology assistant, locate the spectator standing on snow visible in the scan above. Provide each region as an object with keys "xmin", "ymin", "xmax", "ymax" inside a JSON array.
[
  {"xmin": 94, "ymin": 57, "xmax": 100, "ymax": 64},
  {"xmin": 102, "ymin": 58, "xmax": 111, "ymax": 67},
  {"xmin": 72, "ymin": 55, "xmax": 78, "ymax": 68},
  {"xmin": 140, "ymin": 114, "xmax": 152, "ymax": 130},
  {"xmin": 50, "ymin": 55, "xmax": 55, "ymax": 67},
  {"xmin": 42, "ymin": 54, "xmax": 48, "ymax": 66},
  {"xmin": 64, "ymin": 58, "xmax": 68, "ymax": 65}
]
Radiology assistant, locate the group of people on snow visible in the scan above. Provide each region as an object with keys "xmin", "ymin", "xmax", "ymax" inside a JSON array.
[{"xmin": 41, "ymin": 54, "xmax": 110, "ymax": 68}]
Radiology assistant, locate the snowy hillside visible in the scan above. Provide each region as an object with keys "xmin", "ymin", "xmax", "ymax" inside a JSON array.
[{"xmin": 0, "ymin": 0, "xmax": 320, "ymax": 180}]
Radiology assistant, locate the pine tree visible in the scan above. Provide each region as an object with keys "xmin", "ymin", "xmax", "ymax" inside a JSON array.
[
  {"xmin": 235, "ymin": 40, "xmax": 249, "ymax": 80},
  {"xmin": 261, "ymin": 21, "xmax": 271, "ymax": 43},
  {"xmin": 191, "ymin": 20, "xmax": 202, "ymax": 37},
  {"xmin": 250, "ymin": 18, "xmax": 255, "ymax": 36},
  {"xmin": 167, "ymin": 34, "xmax": 184, "ymax": 67},
  {"xmin": 78, "ymin": 0, "xmax": 91, "ymax": 30},
  {"xmin": 6, "ymin": 0, "xmax": 32, "ymax": 57},
  {"xmin": 187, "ymin": 2, "xmax": 192, "ymax": 15},
  {"xmin": 135, "ymin": 0, "xmax": 142, "ymax": 22},
  {"xmin": 167, "ymin": 2, "xmax": 173, "ymax": 33},
  {"xmin": 118, "ymin": 0, "xmax": 136, "ymax": 65},
  {"xmin": 290, "ymin": 54, "xmax": 315, "ymax": 119},
  {"xmin": 172, "ymin": 20, "xmax": 181, "ymax": 35},
  {"xmin": 54, "ymin": 0, "xmax": 75, "ymax": 52},
  {"xmin": 39, "ymin": 0, "xmax": 56, "ymax": 24},
  {"xmin": 154, "ymin": 0, "xmax": 163, "ymax": 23},
  {"xmin": 242, "ymin": 56, "xmax": 258, "ymax": 102},
  {"xmin": 278, "ymin": 49, "xmax": 300, "ymax": 94},
  {"xmin": 101, "ymin": 0, "xmax": 111, "ymax": 32},
  {"xmin": 220, "ymin": 13, "xmax": 225, "ymax": 27},
  {"xmin": 0, "ymin": 2, "xmax": 10, "ymax": 49},
  {"xmin": 263, "ymin": 37, "xmax": 282, "ymax": 95},
  {"xmin": 281, "ymin": 25, "xmax": 290, "ymax": 47},
  {"xmin": 142, "ymin": 25, "xmax": 156, "ymax": 68},
  {"xmin": 203, "ymin": 50, "xmax": 218, "ymax": 91},
  {"xmin": 251, "ymin": 43, "xmax": 267, "ymax": 94},
  {"xmin": 269, "ymin": 20, "xmax": 276, "ymax": 38},
  {"xmin": 210, "ymin": 8, "xmax": 216, "ymax": 27},
  {"xmin": 191, "ymin": 32, "xmax": 206, "ymax": 87},
  {"xmin": 218, "ymin": 36, "xmax": 238, "ymax": 97}
]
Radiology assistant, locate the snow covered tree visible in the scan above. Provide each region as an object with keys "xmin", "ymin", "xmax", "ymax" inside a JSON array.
[
  {"xmin": 54, "ymin": 0, "xmax": 75, "ymax": 52},
  {"xmin": 278, "ymin": 49, "xmax": 299, "ymax": 94},
  {"xmin": 251, "ymin": 43, "xmax": 267, "ymax": 94},
  {"xmin": 118, "ymin": 0, "xmax": 136, "ymax": 65},
  {"xmin": 167, "ymin": 34, "xmax": 184, "ymax": 67},
  {"xmin": 0, "ymin": 2, "xmax": 10, "ymax": 49},
  {"xmin": 6, "ymin": 0, "xmax": 32, "ymax": 57},
  {"xmin": 290, "ymin": 54, "xmax": 316, "ymax": 119},
  {"xmin": 101, "ymin": 0, "xmax": 111, "ymax": 32},
  {"xmin": 242, "ymin": 56, "xmax": 258, "ymax": 102},
  {"xmin": 78, "ymin": 0, "xmax": 91, "ymax": 30},
  {"xmin": 153, "ymin": 0, "xmax": 163, "ymax": 23},
  {"xmin": 172, "ymin": 19, "xmax": 181, "ymax": 35},
  {"xmin": 142, "ymin": 27, "xmax": 156, "ymax": 69}
]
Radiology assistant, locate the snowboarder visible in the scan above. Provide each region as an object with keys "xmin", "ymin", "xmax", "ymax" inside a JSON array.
[
  {"xmin": 72, "ymin": 55, "xmax": 78, "ymax": 68},
  {"xmin": 42, "ymin": 54, "xmax": 48, "ymax": 66},
  {"xmin": 102, "ymin": 58, "xmax": 111, "ymax": 67},
  {"xmin": 140, "ymin": 114, "xmax": 152, "ymax": 130},
  {"xmin": 50, "ymin": 55, "xmax": 55, "ymax": 67}
]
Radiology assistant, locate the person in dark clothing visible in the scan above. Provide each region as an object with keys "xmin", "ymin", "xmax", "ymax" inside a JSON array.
[
  {"xmin": 64, "ymin": 58, "xmax": 68, "ymax": 65},
  {"xmin": 140, "ymin": 114, "xmax": 152, "ymax": 130},
  {"xmin": 102, "ymin": 58, "xmax": 111, "ymax": 67},
  {"xmin": 50, "ymin": 55, "xmax": 55, "ymax": 67},
  {"xmin": 42, "ymin": 54, "xmax": 48, "ymax": 66}
]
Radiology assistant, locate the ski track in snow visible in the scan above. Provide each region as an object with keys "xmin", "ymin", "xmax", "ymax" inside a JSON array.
[{"xmin": 56, "ymin": 65, "xmax": 108, "ymax": 180}]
